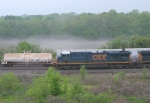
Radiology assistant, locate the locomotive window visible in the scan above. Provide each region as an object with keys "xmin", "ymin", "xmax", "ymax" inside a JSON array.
[{"xmin": 62, "ymin": 54, "xmax": 69, "ymax": 57}]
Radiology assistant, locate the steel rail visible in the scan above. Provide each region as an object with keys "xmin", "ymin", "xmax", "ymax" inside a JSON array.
[{"xmin": 0, "ymin": 67, "xmax": 149, "ymax": 75}]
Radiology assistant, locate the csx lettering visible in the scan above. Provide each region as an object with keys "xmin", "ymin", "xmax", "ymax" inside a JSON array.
[{"xmin": 92, "ymin": 55, "xmax": 106, "ymax": 60}]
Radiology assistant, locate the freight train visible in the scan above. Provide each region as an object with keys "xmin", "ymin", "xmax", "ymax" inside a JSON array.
[{"xmin": 1, "ymin": 48, "xmax": 150, "ymax": 69}]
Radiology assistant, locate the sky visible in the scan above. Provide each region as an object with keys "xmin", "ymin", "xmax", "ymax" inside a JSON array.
[{"xmin": 0, "ymin": 0, "xmax": 150, "ymax": 16}]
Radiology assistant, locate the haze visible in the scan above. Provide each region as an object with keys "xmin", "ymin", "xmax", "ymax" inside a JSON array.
[
  {"xmin": 0, "ymin": 37, "xmax": 110, "ymax": 51},
  {"xmin": 0, "ymin": 0, "xmax": 150, "ymax": 16}
]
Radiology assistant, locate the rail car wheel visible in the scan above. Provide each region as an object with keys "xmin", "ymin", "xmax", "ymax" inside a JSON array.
[
  {"xmin": 72, "ymin": 66, "xmax": 77, "ymax": 69},
  {"xmin": 110, "ymin": 65, "xmax": 117, "ymax": 69},
  {"xmin": 117, "ymin": 65, "xmax": 123, "ymax": 69},
  {"xmin": 67, "ymin": 66, "xmax": 75, "ymax": 69},
  {"xmin": 110, "ymin": 66, "xmax": 115, "ymax": 69},
  {"xmin": 109, "ymin": 65, "xmax": 115, "ymax": 69},
  {"xmin": 122, "ymin": 66, "xmax": 126, "ymax": 68},
  {"xmin": 43, "ymin": 64, "xmax": 49, "ymax": 67},
  {"xmin": 3, "ymin": 64, "xmax": 13, "ymax": 67},
  {"xmin": 146, "ymin": 65, "xmax": 149, "ymax": 68},
  {"xmin": 76, "ymin": 66, "xmax": 80, "ymax": 69},
  {"xmin": 61, "ymin": 66, "xmax": 66, "ymax": 69},
  {"xmin": 123, "ymin": 66, "xmax": 127, "ymax": 69},
  {"xmin": 69, "ymin": 66, "xmax": 77, "ymax": 69},
  {"xmin": 115, "ymin": 66, "xmax": 118, "ymax": 69},
  {"xmin": 68, "ymin": 66, "xmax": 73, "ymax": 69},
  {"xmin": 147, "ymin": 65, "xmax": 150, "ymax": 68}
]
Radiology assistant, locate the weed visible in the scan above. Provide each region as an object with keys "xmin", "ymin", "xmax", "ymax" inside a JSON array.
[
  {"xmin": 119, "ymin": 70, "xmax": 126, "ymax": 79},
  {"xmin": 79, "ymin": 65, "xmax": 87, "ymax": 80},
  {"xmin": 113, "ymin": 73, "xmax": 119, "ymax": 82},
  {"xmin": 69, "ymin": 80, "xmax": 85, "ymax": 98},
  {"xmin": 74, "ymin": 91, "xmax": 117, "ymax": 103},
  {"xmin": 141, "ymin": 66, "xmax": 148, "ymax": 79},
  {"xmin": 126, "ymin": 96, "xmax": 146, "ymax": 103}
]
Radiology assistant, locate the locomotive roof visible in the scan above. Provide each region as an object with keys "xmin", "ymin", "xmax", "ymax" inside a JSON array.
[
  {"xmin": 108, "ymin": 51, "xmax": 131, "ymax": 54},
  {"xmin": 57, "ymin": 48, "xmax": 150, "ymax": 52},
  {"xmin": 61, "ymin": 51, "xmax": 70, "ymax": 54},
  {"xmin": 138, "ymin": 50, "xmax": 150, "ymax": 54},
  {"xmin": 57, "ymin": 48, "xmax": 150, "ymax": 54},
  {"xmin": 60, "ymin": 50, "xmax": 131, "ymax": 54}
]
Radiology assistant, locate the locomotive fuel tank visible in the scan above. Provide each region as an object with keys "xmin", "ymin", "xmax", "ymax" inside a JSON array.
[{"xmin": 3, "ymin": 53, "xmax": 52, "ymax": 64}]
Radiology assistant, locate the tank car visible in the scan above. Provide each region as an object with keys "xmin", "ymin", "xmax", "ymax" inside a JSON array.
[{"xmin": 1, "ymin": 53, "xmax": 52, "ymax": 67}]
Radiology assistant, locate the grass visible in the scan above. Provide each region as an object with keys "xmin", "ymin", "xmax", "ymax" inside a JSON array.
[{"xmin": 0, "ymin": 70, "xmax": 150, "ymax": 103}]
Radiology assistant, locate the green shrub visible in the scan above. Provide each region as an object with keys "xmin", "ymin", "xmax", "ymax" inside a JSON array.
[
  {"xmin": 126, "ymin": 96, "xmax": 146, "ymax": 103},
  {"xmin": 26, "ymin": 67, "xmax": 62, "ymax": 103},
  {"xmin": 113, "ymin": 71, "xmax": 126, "ymax": 83},
  {"xmin": 25, "ymin": 75, "xmax": 50, "ymax": 103},
  {"xmin": 46, "ymin": 67, "xmax": 62, "ymax": 96},
  {"xmin": 73, "ymin": 91, "xmax": 116, "ymax": 103},
  {"xmin": 69, "ymin": 81, "xmax": 85, "ymax": 98},
  {"xmin": 79, "ymin": 65, "xmax": 87, "ymax": 80},
  {"xmin": 0, "ymin": 72, "xmax": 22, "ymax": 96},
  {"xmin": 113, "ymin": 73, "xmax": 119, "ymax": 82},
  {"xmin": 119, "ymin": 70, "xmax": 126, "ymax": 79},
  {"xmin": 62, "ymin": 79, "xmax": 68, "ymax": 94},
  {"xmin": 94, "ymin": 92, "xmax": 116, "ymax": 103},
  {"xmin": 141, "ymin": 66, "xmax": 148, "ymax": 79}
]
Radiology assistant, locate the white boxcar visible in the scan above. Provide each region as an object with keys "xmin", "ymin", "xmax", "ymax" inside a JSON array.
[{"xmin": 3, "ymin": 53, "xmax": 52, "ymax": 64}]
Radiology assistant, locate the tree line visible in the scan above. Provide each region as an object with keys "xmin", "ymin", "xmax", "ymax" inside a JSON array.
[
  {"xmin": 100, "ymin": 35, "xmax": 150, "ymax": 49},
  {"xmin": 0, "ymin": 9, "xmax": 150, "ymax": 39}
]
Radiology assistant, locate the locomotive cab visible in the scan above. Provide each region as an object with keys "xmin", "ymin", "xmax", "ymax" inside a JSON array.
[{"xmin": 57, "ymin": 51, "xmax": 70, "ymax": 63}]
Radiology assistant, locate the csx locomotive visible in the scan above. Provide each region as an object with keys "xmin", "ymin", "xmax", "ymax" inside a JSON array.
[
  {"xmin": 56, "ymin": 50, "xmax": 131, "ymax": 69},
  {"xmin": 1, "ymin": 48, "xmax": 150, "ymax": 69}
]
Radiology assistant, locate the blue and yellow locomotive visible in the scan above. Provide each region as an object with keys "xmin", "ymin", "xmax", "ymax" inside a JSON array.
[{"xmin": 56, "ymin": 50, "xmax": 131, "ymax": 69}]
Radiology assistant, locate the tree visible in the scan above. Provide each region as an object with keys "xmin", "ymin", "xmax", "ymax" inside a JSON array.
[
  {"xmin": 26, "ymin": 67, "xmax": 62, "ymax": 102},
  {"xmin": 0, "ymin": 72, "xmax": 22, "ymax": 95},
  {"xmin": 15, "ymin": 41, "xmax": 42, "ymax": 53}
]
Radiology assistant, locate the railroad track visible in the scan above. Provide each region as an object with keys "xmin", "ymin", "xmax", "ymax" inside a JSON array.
[
  {"xmin": 0, "ymin": 65, "xmax": 150, "ymax": 75},
  {"xmin": 0, "ymin": 65, "xmax": 48, "ymax": 70},
  {"xmin": 59, "ymin": 68, "xmax": 150, "ymax": 75}
]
